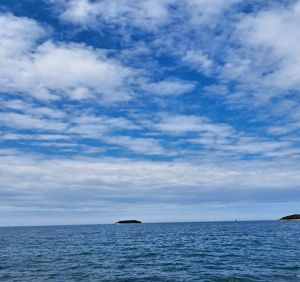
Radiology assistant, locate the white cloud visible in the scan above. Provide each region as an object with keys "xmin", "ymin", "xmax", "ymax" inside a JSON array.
[
  {"xmin": 1, "ymin": 98, "xmax": 66, "ymax": 119},
  {"xmin": 68, "ymin": 114, "xmax": 139, "ymax": 137},
  {"xmin": 229, "ymin": 1, "xmax": 300, "ymax": 92},
  {"xmin": 0, "ymin": 112, "xmax": 67, "ymax": 131},
  {"xmin": 182, "ymin": 50, "xmax": 213, "ymax": 72},
  {"xmin": 1, "ymin": 133, "xmax": 71, "ymax": 141},
  {"xmin": 55, "ymin": 0, "xmax": 174, "ymax": 29},
  {"xmin": 148, "ymin": 114, "xmax": 297, "ymax": 159},
  {"xmin": 101, "ymin": 135, "xmax": 166, "ymax": 155},
  {"xmin": 51, "ymin": 0, "xmax": 241, "ymax": 31},
  {"xmin": 183, "ymin": 0, "xmax": 241, "ymax": 26},
  {"xmin": 143, "ymin": 79, "xmax": 196, "ymax": 96},
  {"xmin": 0, "ymin": 13, "xmax": 135, "ymax": 102},
  {"xmin": 58, "ymin": 0, "xmax": 100, "ymax": 26},
  {"xmin": 0, "ymin": 13, "xmax": 45, "ymax": 56},
  {"xmin": 153, "ymin": 114, "xmax": 233, "ymax": 136},
  {"xmin": 220, "ymin": 137, "xmax": 292, "ymax": 156},
  {"xmin": 34, "ymin": 42, "xmax": 134, "ymax": 101}
]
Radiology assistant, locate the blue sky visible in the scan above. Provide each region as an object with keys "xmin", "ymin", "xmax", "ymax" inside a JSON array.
[{"xmin": 1, "ymin": 0, "xmax": 300, "ymax": 226}]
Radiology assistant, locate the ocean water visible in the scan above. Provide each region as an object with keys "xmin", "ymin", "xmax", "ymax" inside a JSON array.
[{"xmin": 0, "ymin": 221, "xmax": 300, "ymax": 281}]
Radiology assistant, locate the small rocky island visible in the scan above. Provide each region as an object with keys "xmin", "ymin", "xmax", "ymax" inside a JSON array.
[
  {"xmin": 115, "ymin": 220, "xmax": 142, "ymax": 224},
  {"xmin": 280, "ymin": 214, "xmax": 300, "ymax": 220}
]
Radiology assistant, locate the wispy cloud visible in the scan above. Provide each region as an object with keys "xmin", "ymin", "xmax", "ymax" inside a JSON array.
[
  {"xmin": 1, "ymin": 150, "xmax": 300, "ymax": 212},
  {"xmin": 142, "ymin": 79, "xmax": 196, "ymax": 96}
]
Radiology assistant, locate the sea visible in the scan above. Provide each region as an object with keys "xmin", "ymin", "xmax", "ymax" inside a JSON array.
[{"xmin": 0, "ymin": 221, "xmax": 300, "ymax": 281}]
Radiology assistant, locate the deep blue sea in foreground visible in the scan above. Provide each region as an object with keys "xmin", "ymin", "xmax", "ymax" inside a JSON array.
[{"xmin": 0, "ymin": 221, "xmax": 300, "ymax": 281}]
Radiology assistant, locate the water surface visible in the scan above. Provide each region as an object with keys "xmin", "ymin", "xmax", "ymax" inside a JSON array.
[{"xmin": 0, "ymin": 221, "xmax": 299, "ymax": 281}]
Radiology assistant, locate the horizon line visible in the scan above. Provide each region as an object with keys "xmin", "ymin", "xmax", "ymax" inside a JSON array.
[{"xmin": 0, "ymin": 219, "xmax": 281, "ymax": 228}]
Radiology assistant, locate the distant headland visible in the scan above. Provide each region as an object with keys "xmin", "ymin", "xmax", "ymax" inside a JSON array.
[
  {"xmin": 115, "ymin": 220, "xmax": 142, "ymax": 224},
  {"xmin": 280, "ymin": 214, "xmax": 300, "ymax": 220}
]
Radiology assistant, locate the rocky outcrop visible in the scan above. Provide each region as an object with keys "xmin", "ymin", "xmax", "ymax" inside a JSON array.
[
  {"xmin": 115, "ymin": 220, "xmax": 142, "ymax": 224},
  {"xmin": 280, "ymin": 214, "xmax": 300, "ymax": 220}
]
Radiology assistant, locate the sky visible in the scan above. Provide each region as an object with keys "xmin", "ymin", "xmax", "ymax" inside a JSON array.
[{"xmin": 1, "ymin": 0, "xmax": 300, "ymax": 226}]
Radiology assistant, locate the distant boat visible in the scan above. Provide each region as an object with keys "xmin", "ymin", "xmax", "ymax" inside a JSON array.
[{"xmin": 115, "ymin": 220, "xmax": 142, "ymax": 224}]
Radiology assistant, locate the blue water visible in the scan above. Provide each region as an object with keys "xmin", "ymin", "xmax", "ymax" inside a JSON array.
[{"xmin": 0, "ymin": 221, "xmax": 300, "ymax": 281}]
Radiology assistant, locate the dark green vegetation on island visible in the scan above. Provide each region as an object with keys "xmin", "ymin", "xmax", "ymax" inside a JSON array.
[
  {"xmin": 115, "ymin": 220, "xmax": 142, "ymax": 224},
  {"xmin": 280, "ymin": 214, "xmax": 300, "ymax": 220}
]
